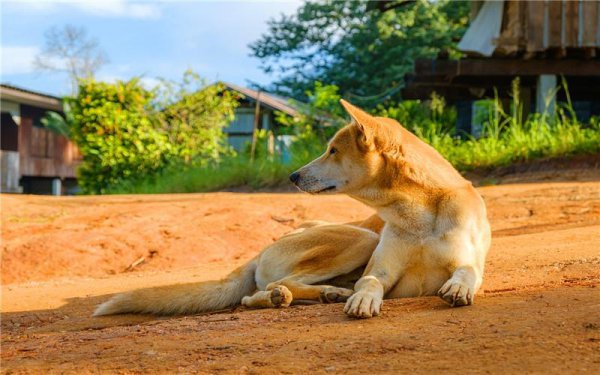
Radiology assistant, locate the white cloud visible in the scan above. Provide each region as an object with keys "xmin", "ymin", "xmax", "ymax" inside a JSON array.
[
  {"xmin": 5, "ymin": 0, "xmax": 161, "ymax": 20},
  {"xmin": 71, "ymin": 1, "xmax": 161, "ymax": 19},
  {"xmin": 1, "ymin": 46, "xmax": 40, "ymax": 75}
]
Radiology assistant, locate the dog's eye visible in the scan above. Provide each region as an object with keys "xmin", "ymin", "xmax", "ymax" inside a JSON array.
[{"xmin": 329, "ymin": 147, "xmax": 337, "ymax": 155}]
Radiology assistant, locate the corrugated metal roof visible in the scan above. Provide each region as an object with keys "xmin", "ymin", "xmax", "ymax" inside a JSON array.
[{"xmin": 221, "ymin": 82, "xmax": 299, "ymax": 117}]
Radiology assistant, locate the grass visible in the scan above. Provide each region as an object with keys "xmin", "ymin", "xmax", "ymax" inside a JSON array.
[
  {"xmin": 426, "ymin": 80, "xmax": 600, "ymax": 171},
  {"xmin": 107, "ymin": 85, "xmax": 600, "ymax": 194},
  {"xmin": 428, "ymin": 116, "xmax": 600, "ymax": 172},
  {"xmin": 107, "ymin": 154, "xmax": 311, "ymax": 194}
]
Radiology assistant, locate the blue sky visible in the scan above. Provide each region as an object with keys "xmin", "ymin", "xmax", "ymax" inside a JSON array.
[{"xmin": 1, "ymin": 0, "xmax": 302, "ymax": 96}]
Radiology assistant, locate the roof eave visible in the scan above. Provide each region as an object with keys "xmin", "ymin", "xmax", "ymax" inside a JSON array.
[{"xmin": 0, "ymin": 86, "xmax": 63, "ymax": 112}]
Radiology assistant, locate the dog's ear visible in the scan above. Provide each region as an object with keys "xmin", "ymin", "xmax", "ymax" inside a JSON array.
[{"xmin": 340, "ymin": 99, "xmax": 376, "ymax": 146}]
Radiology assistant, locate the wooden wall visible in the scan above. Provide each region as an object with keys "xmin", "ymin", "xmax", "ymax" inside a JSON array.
[
  {"xmin": 494, "ymin": 0, "xmax": 599, "ymax": 57},
  {"xmin": 19, "ymin": 104, "xmax": 80, "ymax": 179}
]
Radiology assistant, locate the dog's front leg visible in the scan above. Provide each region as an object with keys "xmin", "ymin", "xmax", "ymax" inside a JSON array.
[
  {"xmin": 436, "ymin": 228, "xmax": 486, "ymax": 307},
  {"xmin": 344, "ymin": 226, "xmax": 413, "ymax": 319},
  {"xmin": 438, "ymin": 265, "xmax": 481, "ymax": 307}
]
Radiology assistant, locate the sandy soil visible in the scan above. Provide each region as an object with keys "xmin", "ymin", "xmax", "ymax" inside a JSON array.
[{"xmin": 2, "ymin": 167, "xmax": 600, "ymax": 374}]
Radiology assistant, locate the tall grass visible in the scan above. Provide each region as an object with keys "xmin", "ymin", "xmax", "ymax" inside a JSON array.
[
  {"xmin": 107, "ymin": 81, "xmax": 600, "ymax": 194},
  {"xmin": 421, "ymin": 78, "xmax": 600, "ymax": 171}
]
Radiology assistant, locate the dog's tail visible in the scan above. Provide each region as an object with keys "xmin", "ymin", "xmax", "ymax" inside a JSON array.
[{"xmin": 93, "ymin": 258, "xmax": 258, "ymax": 316}]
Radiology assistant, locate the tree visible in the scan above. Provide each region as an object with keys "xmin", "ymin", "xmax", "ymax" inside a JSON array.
[
  {"xmin": 34, "ymin": 25, "xmax": 108, "ymax": 94},
  {"xmin": 152, "ymin": 71, "xmax": 239, "ymax": 164},
  {"xmin": 250, "ymin": 0, "xmax": 469, "ymax": 108}
]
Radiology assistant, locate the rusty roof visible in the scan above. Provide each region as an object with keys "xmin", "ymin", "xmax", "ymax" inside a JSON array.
[{"xmin": 221, "ymin": 82, "xmax": 299, "ymax": 117}]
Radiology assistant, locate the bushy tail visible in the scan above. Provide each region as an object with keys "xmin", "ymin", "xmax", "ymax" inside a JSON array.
[{"xmin": 93, "ymin": 259, "xmax": 258, "ymax": 316}]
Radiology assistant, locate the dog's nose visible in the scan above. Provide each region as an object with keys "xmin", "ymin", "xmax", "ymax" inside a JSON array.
[{"xmin": 289, "ymin": 172, "xmax": 300, "ymax": 184}]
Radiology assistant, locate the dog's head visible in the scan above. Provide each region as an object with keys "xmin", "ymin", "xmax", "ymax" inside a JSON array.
[{"xmin": 290, "ymin": 99, "xmax": 403, "ymax": 195}]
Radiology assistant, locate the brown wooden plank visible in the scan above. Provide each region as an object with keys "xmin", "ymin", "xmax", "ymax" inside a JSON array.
[
  {"xmin": 30, "ymin": 127, "xmax": 48, "ymax": 158},
  {"xmin": 414, "ymin": 59, "xmax": 600, "ymax": 77},
  {"xmin": 527, "ymin": 1, "xmax": 545, "ymax": 52},
  {"xmin": 564, "ymin": 0, "xmax": 579, "ymax": 47},
  {"xmin": 46, "ymin": 132, "xmax": 55, "ymax": 158},
  {"xmin": 581, "ymin": 0, "xmax": 599, "ymax": 46},
  {"xmin": 496, "ymin": 0, "xmax": 524, "ymax": 55},
  {"xmin": 547, "ymin": 0, "xmax": 564, "ymax": 48}
]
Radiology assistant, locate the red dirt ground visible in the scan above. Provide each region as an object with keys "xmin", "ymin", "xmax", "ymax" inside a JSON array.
[{"xmin": 2, "ymin": 167, "xmax": 600, "ymax": 374}]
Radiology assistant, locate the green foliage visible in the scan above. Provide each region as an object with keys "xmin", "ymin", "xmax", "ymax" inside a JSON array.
[
  {"xmin": 106, "ymin": 143, "xmax": 323, "ymax": 195},
  {"xmin": 376, "ymin": 92, "xmax": 456, "ymax": 136},
  {"xmin": 275, "ymin": 81, "xmax": 346, "ymax": 139},
  {"xmin": 413, "ymin": 80, "xmax": 600, "ymax": 171},
  {"xmin": 66, "ymin": 78, "xmax": 174, "ymax": 194},
  {"xmin": 250, "ymin": 0, "xmax": 469, "ymax": 107},
  {"xmin": 48, "ymin": 71, "xmax": 239, "ymax": 194},
  {"xmin": 40, "ymin": 102, "xmax": 74, "ymax": 138},
  {"xmin": 152, "ymin": 71, "xmax": 239, "ymax": 163}
]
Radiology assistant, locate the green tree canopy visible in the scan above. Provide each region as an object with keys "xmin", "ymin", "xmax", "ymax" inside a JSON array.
[{"xmin": 250, "ymin": 0, "xmax": 469, "ymax": 108}]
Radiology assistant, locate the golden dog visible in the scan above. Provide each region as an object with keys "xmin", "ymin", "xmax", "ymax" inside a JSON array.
[{"xmin": 291, "ymin": 100, "xmax": 491, "ymax": 318}]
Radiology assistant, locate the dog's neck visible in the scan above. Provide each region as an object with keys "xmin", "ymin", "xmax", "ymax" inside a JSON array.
[{"xmin": 347, "ymin": 148, "xmax": 466, "ymax": 234}]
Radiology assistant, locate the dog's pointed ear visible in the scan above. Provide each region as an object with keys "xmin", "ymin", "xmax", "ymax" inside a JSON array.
[{"xmin": 340, "ymin": 99, "xmax": 375, "ymax": 145}]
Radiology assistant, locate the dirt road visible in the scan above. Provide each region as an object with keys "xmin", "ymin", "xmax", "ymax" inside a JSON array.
[{"xmin": 2, "ymin": 168, "xmax": 600, "ymax": 374}]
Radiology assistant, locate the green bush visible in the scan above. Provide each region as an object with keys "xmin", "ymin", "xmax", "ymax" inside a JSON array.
[
  {"xmin": 67, "ymin": 78, "xmax": 174, "ymax": 194},
  {"xmin": 44, "ymin": 72, "xmax": 239, "ymax": 194},
  {"xmin": 152, "ymin": 71, "xmax": 239, "ymax": 164}
]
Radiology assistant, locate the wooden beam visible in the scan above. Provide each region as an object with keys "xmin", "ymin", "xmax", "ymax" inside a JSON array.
[
  {"xmin": 414, "ymin": 59, "xmax": 600, "ymax": 77},
  {"xmin": 250, "ymin": 91, "xmax": 261, "ymax": 162}
]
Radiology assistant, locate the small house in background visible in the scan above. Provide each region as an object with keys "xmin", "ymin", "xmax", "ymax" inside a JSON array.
[
  {"xmin": 221, "ymin": 82, "xmax": 299, "ymax": 151},
  {"xmin": 398, "ymin": 0, "xmax": 600, "ymax": 134},
  {"xmin": 0, "ymin": 84, "xmax": 80, "ymax": 195}
]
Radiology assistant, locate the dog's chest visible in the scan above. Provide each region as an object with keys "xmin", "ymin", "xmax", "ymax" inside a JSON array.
[{"xmin": 378, "ymin": 201, "xmax": 436, "ymax": 237}]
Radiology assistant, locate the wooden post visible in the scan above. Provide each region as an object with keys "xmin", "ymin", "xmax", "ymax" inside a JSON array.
[
  {"xmin": 250, "ymin": 91, "xmax": 261, "ymax": 162},
  {"xmin": 455, "ymin": 100, "xmax": 473, "ymax": 138},
  {"xmin": 536, "ymin": 75, "xmax": 557, "ymax": 117}
]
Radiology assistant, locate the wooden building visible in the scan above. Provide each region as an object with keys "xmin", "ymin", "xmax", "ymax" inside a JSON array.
[
  {"xmin": 400, "ymin": 0, "xmax": 600, "ymax": 133},
  {"xmin": 1, "ymin": 84, "xmax": 80, "ymax": 194},
  {"xmin": 221, "ymin": 82, "xmax": 299, "ymax": 151}
]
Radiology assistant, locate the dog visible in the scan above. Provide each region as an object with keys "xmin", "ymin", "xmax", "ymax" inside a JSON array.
[
  {"xmin": 290, "ymin": 99, "xmax": 491, "ymax": 318},
  {"xmin": 93, "ymin": 214, "xmax": 384, "ymax": 316}
]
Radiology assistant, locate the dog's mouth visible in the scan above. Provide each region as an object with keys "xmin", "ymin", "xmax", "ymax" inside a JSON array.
[{"xmin": 314, "ymin": 185, "xmax": 337, "ymax": 194}]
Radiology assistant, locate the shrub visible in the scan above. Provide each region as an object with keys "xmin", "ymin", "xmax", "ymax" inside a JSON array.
[
  {"xmin": 152, "ymin": 71, "xmax": 239, "ymax": 164},
  {"xmin": 67, "ymin": 78, "xmax": 174, "ymax": 194},
  {"xmin": 45, "ymin": 72, "xmax": 239, "ymax": 194}
]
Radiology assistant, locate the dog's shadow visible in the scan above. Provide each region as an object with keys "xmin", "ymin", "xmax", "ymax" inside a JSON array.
[
  {"xmin": 1, "ymin": 293, "xmax": 244, "ymax": 335},
  {"xmin": 2, "ymin": 291, "xmax": 453, "ymax": 336}
]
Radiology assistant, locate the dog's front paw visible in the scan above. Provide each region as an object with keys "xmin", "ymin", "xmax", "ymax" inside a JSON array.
[
  {"xmin": 343, "ymin": 291, "xmax": 382, "ymax": 318},
  {"xmin": 438, "ymin": 279, "xmax": 473, "ymax": 307}
]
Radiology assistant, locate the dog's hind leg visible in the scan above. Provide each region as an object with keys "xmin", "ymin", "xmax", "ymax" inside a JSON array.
[
  {"xmin": 241, "ymin": 285, "xmax": 293, "ymax": 309},
  {"xmin": 241, "ymin": 278, "xmax": 354, "ymax": 309},
  {"xmin": 269, "ymin": 278, "xmax": 353, "ymax": 304}
]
